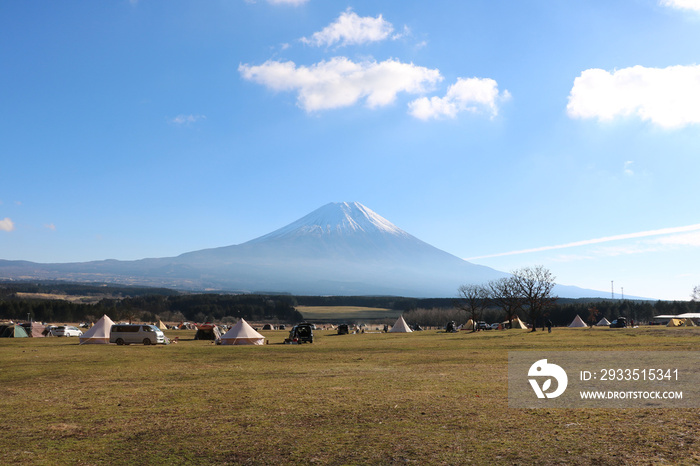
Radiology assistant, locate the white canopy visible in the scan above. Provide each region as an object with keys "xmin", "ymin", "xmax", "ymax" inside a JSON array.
[
  {"xmin": 79, "ymin": 314, "xmax": 115, "ymax": 344},
  {"xmin": 389, "ymin": 315, "xmax": 413, "ymax": 333},
  {"xmin": 596, "ymin": 317, "xmax": 611, "ymax": 326},
  {"xmin": 220, "ymin": 319, "xmax": 265, "ymax": 345},
  {"xmin": 568, "ymin": 315, "xmax": 588, "ymax": 328}
]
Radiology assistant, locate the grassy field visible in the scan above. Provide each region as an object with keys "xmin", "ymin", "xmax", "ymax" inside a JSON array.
[
  {"xmin": 2, "ymin": 326, "xmax": 700, "ymax": 465},
  {"xmin": 296, "ymin": 305, "xmax": 402, "ymax": 323}
]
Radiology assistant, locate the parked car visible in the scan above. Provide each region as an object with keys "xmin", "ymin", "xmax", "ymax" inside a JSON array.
[
  {"xmin": 476, "ymin": 321, "xmax": 490, "ymax": 330},
  {"xmin": 110, "ymin": 324, "xmax": 165, "ymax": 345},
  {"xmin": 610, "ymin": 317, "xmax": 628, "ymax": 328},
  {"xmin": 51, "ymin": 326, "xmax": 83, "ymax": 337},
  {"xmin": 490, "ymin": 323, "xmax": 501, "ymax": 330}
]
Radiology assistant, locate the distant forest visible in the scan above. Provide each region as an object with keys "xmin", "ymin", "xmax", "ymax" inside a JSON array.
[
  {"xmin": 0, "ymin": 282, "xmax": 302, "ymax": 324},
  {"xmin": 0, "ymin": 281, "xmax": 697, "ymax": 326}
]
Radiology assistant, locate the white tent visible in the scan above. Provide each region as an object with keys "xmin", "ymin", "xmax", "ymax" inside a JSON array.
[
  {"xmin": 389, "ymin": 316, "xmax": 413, "ymax": 333},
  {"xmin": 509, "ymin": 316, "xmax": 528, "ymax": 329},
  {"xmin": 79, "ymin": 314, "xmax": 115, "ymax": 344},
  {"xmin": 596, "ymin": 317, "xmax": 611, "ymax": 327},
  {"xmin": 220, "ymin": 319, "xmax": 265, "ymax": 345},
  {"xmin": 568, "ymin": 315, "xmax": 588, "ymax": 328}
]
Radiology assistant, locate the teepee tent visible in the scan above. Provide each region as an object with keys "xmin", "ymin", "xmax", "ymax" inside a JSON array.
[
  {"xmin": 220, "ymin": 319, "xmax": 265, "ymax": 345},
  {"xmin": 461, "ymin": 319, "xmax": 475, "ymax": 330},
  {"xmin": 157, "ymin": 320, "xmax": 168, "ymax": 330},
  {"xmin": 388, "ymin": 315, "xmax": 413, "ymax": 333},
  {"xmin": 80, "ymin": 315, "xmax": 115, "ymax": 344},
  {"xmin": 667, "ymin": 318, "xmax": 682, "ymax": 327},
  {"xmin": 596, "ymin": 317, "xmax": 611, "ymax": 327},
  {"xmin": 568, "ymin": 315, "xmax": 588, "ymax": 328},
  {"xmin": 25, "ymin": 322, "xmax": 46, "ymax": 337},
  {"xmin": 509, "ymin": 316, "xmax": 528, "ymax": 329}
]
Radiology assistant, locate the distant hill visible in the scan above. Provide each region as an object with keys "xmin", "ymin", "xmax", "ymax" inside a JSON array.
[{"xmin": 0, "ymin": 202, "xmax": 613, "ymax": 298}]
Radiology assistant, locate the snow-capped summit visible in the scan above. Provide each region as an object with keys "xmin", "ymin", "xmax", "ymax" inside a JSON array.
[
  {"xmin": 0, "ymin": 201, "xmax": 609, "ymax": 297},
  {"xmin": 250, "ymin": 202, "xmax": 408, "ymax": 241}
]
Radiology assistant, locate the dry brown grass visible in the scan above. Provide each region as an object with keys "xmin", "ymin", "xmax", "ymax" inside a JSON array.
[{"xmin": 1, "ymin": 326, "xmax": 699, "ymax": 464}]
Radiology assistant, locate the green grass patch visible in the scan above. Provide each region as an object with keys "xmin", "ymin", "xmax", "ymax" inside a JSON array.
[
  {"xmin": 2, "ymin": 327, "xmax": 700, "ymax": 464},
  {"xmin": 296, "ymin": 305, "xmax": 401, "ymax": 322}
]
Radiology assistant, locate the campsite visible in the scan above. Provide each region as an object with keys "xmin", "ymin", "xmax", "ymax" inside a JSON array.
[{"xmin": 2, "ymin": 322, "xmax": 700, "ymax": 465}]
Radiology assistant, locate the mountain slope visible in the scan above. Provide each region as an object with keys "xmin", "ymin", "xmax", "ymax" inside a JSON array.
[
  {"xmin": 170, "ymin": 202, "xmax": 508, "ymax": 295},
  {"xmin": 0, "ymin": 202, "xmax": 613, "ymax": 298}
]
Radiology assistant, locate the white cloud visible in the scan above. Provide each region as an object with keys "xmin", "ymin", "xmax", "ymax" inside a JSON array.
[
  {"xmin": 171, "ymin": 114, "xmax": 206, "ymax": 125},
  {"xmin": 623, "ymin": 161, "xmax": 634, "ymax": 176},
  {"xmin": 466, "ymin": 223, "xmax": 700, "ymax": 260},
  {"xmin": 301, "ymin": 10, "xmax": 394, "ymax": 47},
  {"xmin": 267, "ymin": 0, "xmax": 309, "ymax": 5},
  {"xmin": 239, "ymin": 57, "xmax": 442, "ymax": 112},
  {"xmin": 44, "ymin": 223, "xmax": 56, "ymax": 231},
  {"xmin": 654, "ymin": 231, "xmax": 700, "ymax": 247},
  {"xmin": 567, "ymin": 64, "xmax": 700, "ymax": 128},
  {"xmin": 408, "ymin": 77, "xmax": 510, "ymax": 120},
  {"xmin": 0, "ymin": 218, "xmax": 14, "ymax": 232},
  {"xmin": 660, "ymin": 0, "xmax": 700, "ymax": 11}
]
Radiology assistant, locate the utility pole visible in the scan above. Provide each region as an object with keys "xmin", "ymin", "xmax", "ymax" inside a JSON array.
[{"xmin": 611, "ymin": 280, "xmax": 614, "ymax": 300}]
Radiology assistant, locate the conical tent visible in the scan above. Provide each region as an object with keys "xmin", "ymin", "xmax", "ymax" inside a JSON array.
[
  {"xmin": 79, "ymin": 315, "xmax": 115, "ymax": 344},
  {"xmin": 25, "ymin": 322, "xmax": 46, "ymax": 337},
  {"xmin": 509, "ymin": 316, "xmax": 528, "ymax": 329},
  {"xmin": 388, "ymin": 316, "xmax": 413, "ymax": 333},
  {"xmin": 220, "ymin": 319, "xmax": 265, "ymax": 345},
  {"xmin": 157, "ymin": 320, "xmax": 168, "ymax": 330},
  {"xmin": 596, "ymin": 317, "xmax": 611, "ymax": 326},
  {"xmin": 568, "ymin": 315, "xmax": 588, "ymax": 328},
  {"xmin": 462, "ymin": 319, "xmax": 474, "ymax": 330},
  {"xmin": 667, "ymin": 318, "xmax": 682, "ymax": 327}
]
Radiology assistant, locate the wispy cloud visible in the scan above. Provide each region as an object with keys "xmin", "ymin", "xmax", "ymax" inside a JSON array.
[
  {"xmin": 170, "ymin": 114, "xmax": 206, "ymax": 125},
  {"xmin": 408, "ymin": 77, "xmax": 510, "ymax": 120},
  {"xmin": 267, "ymin": 0, "xmax": 309, "ymax": 5},
  {"xmin": 660, "ymin": 0, "xmax": 700, "ymax": 11},
  {"xmin": 239, "ymin": 57, "xmax": 441, "ymax": 112},
  {"xmin": 623, "ymin": 160, "xmax": 634, "ymax": 176},
  {"xmin": 44, "ymin": 223, "xmax": 56, "ymax": 231},
  {"xmin": 466, "ymin": 223, "xmax": 700, "ymax": 260},
  {"xmin": 0, "ymin": 217, "xmax": 14, "ymax": 232},
  {"xmin": 567, "ymin": 64, "xmax": 700, "ymax": 129},
  {"xmin": 301, "ymin": 9, "xmax": 395, "ymax": 48}
]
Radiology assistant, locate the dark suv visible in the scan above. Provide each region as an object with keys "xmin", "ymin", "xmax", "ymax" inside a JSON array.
[
  {"xmin": 289, "ymin": 323, "xmax": 314, "ymax": 343},
  {"xmin": 609, "ymin": 317, "xmax": 627, "ymax": 328},
  {"xmin": 337, "ymin": 324, "xmax": 349, "ymax": 335}
]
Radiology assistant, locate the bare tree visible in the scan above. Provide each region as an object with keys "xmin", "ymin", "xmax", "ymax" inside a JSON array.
[
  {"xmin": 587, "ymin": 306, "xmax": 599, "ymax": 329},
  {"xmin": 488, "ymin": 277, "xmax": 522, "ymax": 329},
  {"xmin": 456, "ymin": 284, "xmax": 490, "ymax": 331},
  {"xmin": 511, "ymin": 266, "xmax": 557, "ymax": 332},
  {"xmin": 692, "ymin": 286, "xmax": 700, "ymax": 302}
]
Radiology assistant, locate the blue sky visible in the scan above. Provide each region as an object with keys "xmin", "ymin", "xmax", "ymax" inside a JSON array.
[{"xmin": 2, "ymin": 0, "xmax": 700, "ymax": 300}]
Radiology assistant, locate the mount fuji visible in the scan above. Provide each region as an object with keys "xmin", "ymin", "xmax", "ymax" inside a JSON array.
[
  {"xmin": 0, "ymin": 202, "xmax": 606, "ymax": 298},
  {"xmin": 168, "ymin": 201, "xmax": 509, "ymax": 296}
]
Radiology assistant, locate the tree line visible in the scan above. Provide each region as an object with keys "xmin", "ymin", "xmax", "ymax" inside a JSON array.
[
  {"xmin": 0, "ymin": 289, "xmax": 302, "ymax": 324},
  {"xmin": 451, "ymin": 266, "xmax": 700, "ymax": 330}
]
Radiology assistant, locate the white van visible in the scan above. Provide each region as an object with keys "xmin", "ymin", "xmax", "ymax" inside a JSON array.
[{"xmin": 110, "ymin": 324, "xmax": 165, "ymax": 345}]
